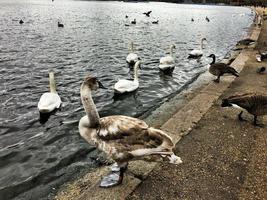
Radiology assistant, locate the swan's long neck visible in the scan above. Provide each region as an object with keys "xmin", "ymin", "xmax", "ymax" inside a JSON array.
[
  {"xmin": 134, "ymin": 62, "xmax": 140, "ymax": 82},
  {"xmin": 49, "ymin": 72, "xmax": 57, "ymax": 93},
  {"xmin": 200, "ymin": 39, "xmax": 204, "ymax": 50},
  {"xmin": 130, "ymin": 42, "xmax": 134, "ymax": 53},
  {"xmin": 80, "ymin": 84, "xmax": 100, "ymax": 128},
  {"xmin": 170, "ymin": 46, "xmax": 174, "ymax": 57}
]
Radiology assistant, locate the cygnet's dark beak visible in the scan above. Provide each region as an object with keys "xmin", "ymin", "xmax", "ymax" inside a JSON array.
[{"xmin": 97, "ymin": 80, "xmax": 106, "ymax": 89}]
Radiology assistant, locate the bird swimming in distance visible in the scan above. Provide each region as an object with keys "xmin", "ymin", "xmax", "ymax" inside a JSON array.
[
  {"xmin": 159, "ymin": 44, "xmax": 176, "ymax": 73},
  {"xmin": 152, "ymin": 20, "xmax": 159, "ymax": 24},
  {"xmin": 79, "ymin": 75, "xmax": 182, "ymax": 188},
  {"xmin": 19, "ymin": 19, "xmax": 24, "ymax": 24},
  {"xmin": 208, "ymin": 54, "xmax": 239, "ymax": 83},
  {"xmin": 131, "ymin": 19, "xmax": 136, "ymax": 24},
  {"xmin": 205, "ymin": 16, "xmax": 210, "ymax": 22},
  {"xmin": 221, "ymin": 93, "xmax": 267, "ymax": 127},
  {"xmin": 58, "ymin": 22, "xmax": 64, "ymax": 28},
  {"xmin": 143, "ymin": 11, "xmax": 152, "ymax": 17},
  {"xmin": 191, "ymin": 18, "xmax": 194, "ymax": 22}
]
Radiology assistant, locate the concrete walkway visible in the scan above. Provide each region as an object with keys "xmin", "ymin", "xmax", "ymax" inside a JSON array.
[
  {"xmin": 127, "ymin": 13, "xmax": 267, "ymax": 200},
  {"xmin": 55, "ymin": 8, "xmax": 266, "ymax": 200}
]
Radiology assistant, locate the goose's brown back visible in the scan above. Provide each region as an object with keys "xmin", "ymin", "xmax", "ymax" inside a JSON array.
[{"xmin": 227, "ymin": 93, "xmax": 267, "ymax": 116}]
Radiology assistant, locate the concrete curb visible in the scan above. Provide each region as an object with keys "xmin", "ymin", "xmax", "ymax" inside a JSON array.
[{"xmin": 55, "ymin": 14, "xmax": 262, "ymax": 200}]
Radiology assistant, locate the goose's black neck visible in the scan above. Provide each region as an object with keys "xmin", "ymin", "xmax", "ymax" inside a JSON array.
[{"xmin": 210, "ymin": 55, "xmax": 216, "ymax": 64}]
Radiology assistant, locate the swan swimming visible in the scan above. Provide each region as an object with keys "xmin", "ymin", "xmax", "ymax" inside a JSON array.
[
  {"xmin": 188, "ymin": 38, "xmax": 207, "ymax": 59},
  {"xmin": 114, "ymin": 61, "xmax": 141, "ymax": 94},
  {"xmin": 159, "ymin": 44, "xmax": 176, "ymax": 71},
  {"xmin": 38, "ymin": 71, "xmax": 61, "ymax": 113},
  {"xmin": 126, "ymin": 41, "xmax": 139, "ymax": 66},
  {"xmin": 79, "ymin": 75, "xmax": 182, "ymax": 187}
]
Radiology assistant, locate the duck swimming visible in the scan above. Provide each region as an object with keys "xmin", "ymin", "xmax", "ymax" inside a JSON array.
[{"xmin": 79, "ymin": 75, "xmax": 182, "ymax": 188}]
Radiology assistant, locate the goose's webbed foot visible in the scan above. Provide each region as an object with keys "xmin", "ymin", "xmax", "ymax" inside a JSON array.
[{"xmin": 213, "ymin": 78, "xmax": 220, "ymax": 83}]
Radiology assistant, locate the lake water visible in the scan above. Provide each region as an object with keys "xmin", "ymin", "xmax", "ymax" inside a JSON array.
[{"xmin": 0, "ymin": 0, "xmax": 254, "ymax": 199}]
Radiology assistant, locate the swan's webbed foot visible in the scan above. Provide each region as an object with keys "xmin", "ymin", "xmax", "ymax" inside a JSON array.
[
  {"xmin": 100, "ymin": 163, "xmax": 128, "ymax": 188},
  {"xmin": 99, "ymin": 172, "xmax": 123, "ymax": 188}
]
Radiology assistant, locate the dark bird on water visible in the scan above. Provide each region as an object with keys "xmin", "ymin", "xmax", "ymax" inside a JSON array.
[
  {"xmin": 143, "ymin": 11, "xmax": 152, "ymax": 17},
  {"xmin": 208, "ymin": 54, "xmax": 239, "ymax": 83},
  {"xmin": 125, "ymin": 15, "xmax": 128, "ymax": 18},
  {"xmin": 191, "ymin": 18, "xmax": 194, "ymax": 22},
  {"xmin": 221, "ymin": 93, "xmax": 267, "ymax": 127},
  {"xmin": 205, "ymin": 16, "xmax": 210, "ymax": 22},
  {"xmin": 58, "ymin": 22, "xmax": 64, "ymax": 28},
  {"xmin": 19, "ymin": 19, "xmax": 24, "ymax": 24},
  {"xmin": 131, "ymin": 19, "xmax": 136, "ymax": 24},
  {"xmin": 256, "ymin": 66, "xmax": 266, "ymax": 74},
  {"xmin": 152, "ymin": 20, "xmax": 159, "ymax": 24}
]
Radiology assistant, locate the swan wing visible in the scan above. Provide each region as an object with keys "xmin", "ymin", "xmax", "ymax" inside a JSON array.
[
  {"xmin": 114, "ymin": 80, "xmax": 138, "ymax": 93},
  {"xmin": 38, "ymin": 92, "xmax": 61, "ymax": 113},
  {"xmin": 126, "ymin": 53, "xmax": 139, "ymax": 63},
  {"xmin": 160, "ymin": 56, "xmax": 174, "ymax": 65},
  {"xmin": 96, "ymin": 116, "xmax": 175, "ymax": 159},
  {"xmin": 189, "ymin": 49, "xmax": 203, "ymax": 56}
]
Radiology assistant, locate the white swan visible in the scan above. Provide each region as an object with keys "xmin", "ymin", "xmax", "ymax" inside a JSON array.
[
  {"xmin": 126, "ymin": 41, "xmax": 139, "ymax": 65},
  {"xmin": 188, "ymin": 38, "xmax": 207, "ymax": 59},
  {"xmin": 114, "ymin": 61, "xmax": 141, "ymax": 94},
  {"xmin": 159, "ymin": 44, "xmax": 176, "ymax": 71},
  {"xmin": 38, "ymin": 71, "xmax": 61, "ymax": 113},
  {"xmin": 79, "ymin": 75, "xmax": 182, "ymax": 188}
]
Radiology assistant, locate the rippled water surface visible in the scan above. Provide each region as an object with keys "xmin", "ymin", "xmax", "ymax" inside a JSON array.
[{"xmin": 0, "ymin": 0, "xmax": 253, "ymax": 198}]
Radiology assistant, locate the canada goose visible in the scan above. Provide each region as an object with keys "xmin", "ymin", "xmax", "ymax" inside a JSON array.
[
  {"xmin": 205, "ymin": 16, "xmax": 210, "ymax": 22},
  {"xmin": 221, "ymin": 93, "xmax": 267, "ymax": 127},
  {"xmin": 114, "ymin": 61, "xmax": 141, "ymax": 94},
  {"xmin": 126, "ymin": 41, "xmax": 139, "ymax": 66},
  {"xmin": 152, "ymin": 20, "xmax": 159, "ymax": 24},
  {"xmin": 208, "ymin": 54, "xmax": 239, "ymax": 83},
  {"xmin": 58, "ymin": 22, "xmax": 64, "ymax": 28},
  {"xmin": 19, "ymin": 19, "xmax": 24, "ymax": 24},
  {"xmin": 188, "ymin": 38, "xmax": 207, "ymax": 59},
  {"xmin": 237, "ymin": 38, "xmax": 255, "ymax": 46},
  {"xmin": 79, "ymin": 75, "xmax": 182, "ymax": 187},
  {"xmin": 256, "ymin": 50, "xmax": 267, "ymax": 62},
  {"xmin": 38, "ymin": 71, "xmax": 62, "ymax": 113},
  {"xmin": 159, "ymin": 44, "xmax": 176, "ymax": 72},
  {"xmin": 143, "ymin": 11, "xmax": 152, "ymax": 17},
  {"xmin": 256, "ymin": 66, "xmax": 266, "ymax": 74},
  {"xmin": 131, "ymin": 19, "xmax": 136, "ymax": 24}
]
